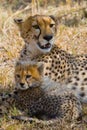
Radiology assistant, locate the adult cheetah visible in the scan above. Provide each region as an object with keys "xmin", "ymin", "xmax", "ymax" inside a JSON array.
[{"xmin": 14, "ymin": 15, "xmax": 87, "ymax": 103}]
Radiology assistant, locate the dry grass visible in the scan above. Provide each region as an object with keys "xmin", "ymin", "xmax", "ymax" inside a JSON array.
[
  {"xmin": 0, "ymin": 1, "xmax": 87, "ymax": 88},
  {"xmin": 0, "ymin": 0, "xmax": 87, "ymax": 129}
]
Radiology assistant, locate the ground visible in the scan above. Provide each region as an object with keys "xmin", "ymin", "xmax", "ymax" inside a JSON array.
[{"xmin": 0, "ymin": 0, "xmax": 87, "ymax": 129}]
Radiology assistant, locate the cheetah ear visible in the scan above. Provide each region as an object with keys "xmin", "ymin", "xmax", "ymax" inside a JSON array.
[
  {"xmin": 49, "ymin": 15, "xmax": 56, "ymax": 22},
  {"xmin": 14, "ymin": 18, "xmax": 23, "ymax": 24},
  {"xmin": 37, "ymin": 62, "xmax": 44, "ymax": 75},
  {"xmin": 16, "ymin": 61, "xmax": 22, "ymax": 66},
  {"xmin": 14, "ymin": 19, "xmax": 23, "ymax": 29}
]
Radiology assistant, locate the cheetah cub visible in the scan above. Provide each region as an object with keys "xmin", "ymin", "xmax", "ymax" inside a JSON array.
[
  {"xmin": 14, "ymin": 61, "xmax": 82, "ymax": 122},
  {"xmin": 0, "ymin": 61, "xmax": 83, "ymax": 129}
]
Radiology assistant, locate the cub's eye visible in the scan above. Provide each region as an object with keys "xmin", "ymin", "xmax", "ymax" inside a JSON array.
[
  {"xmin": 32, "ymin": 25, "xmax": 39, "ymax": 29},
  {"xmin": 50, "ymin": 24, "xmax": 55, "ymax": 27},
  {"xmin": 16, "ymin": 74, "xmax": 20, "ymax": 78},
  {"xmin": 26, "ymin": 75, "xmax": 31, "ymax": 79}
]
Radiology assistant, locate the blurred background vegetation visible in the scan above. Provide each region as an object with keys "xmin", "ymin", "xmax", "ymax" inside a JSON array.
[
  {"xmin": 0, "ymin": 0, "xmax": 87, "ymax": 129},
  {"xmin": 0, "ymin": 0, "xmax": 87, "ymax": 10}
]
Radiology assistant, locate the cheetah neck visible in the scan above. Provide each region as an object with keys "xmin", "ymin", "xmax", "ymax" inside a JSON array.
[
  {"xmin": 21, "ymin": 35, "xmax": 53, "ymax": 60},
  {"xmin": 27, "ymin": 42, "xmax": 44, "ymax": 59},
  {"xmin": 20, "ymin": 41, "xmax": 44, "ymax": 61}
]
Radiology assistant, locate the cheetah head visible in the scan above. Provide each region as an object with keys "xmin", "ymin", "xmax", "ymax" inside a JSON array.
[
  {"xmin": 15, "ymin": 61, "xmax": 44, "ymax": 90},
  {"xmin": 14, "ymin": 15, "xmax": 57, "ymax": 53}
]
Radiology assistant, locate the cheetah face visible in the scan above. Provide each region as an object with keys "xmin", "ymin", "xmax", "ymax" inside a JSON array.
[
  {"xmin": 15, "ymin": 61, "xmax": 43, "ymax": 90},
  {"xmin": 14, "ymin": 15, "xmax": 56, "ymax": 53},
  {"xmin": 31, "ymin": 15, "xmax": 56, "ymax": 53}
]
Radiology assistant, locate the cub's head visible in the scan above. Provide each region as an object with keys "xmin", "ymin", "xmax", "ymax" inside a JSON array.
[
  {"xmin": 14, "ymin": 15, "xmax": 57, "ymax": 53},
  {"xmin": 15, "ymin": 61, "xmax": 44, "ymax": 90}
]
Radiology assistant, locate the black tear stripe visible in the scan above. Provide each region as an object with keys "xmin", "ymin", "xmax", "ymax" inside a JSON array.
[
  {"xmin": 35, "ymin": 19, "xmax": 41, "ymax": 39},
  {"xmin": 37, "ymin": 27, "xmax": 41, "ymax": 39}
]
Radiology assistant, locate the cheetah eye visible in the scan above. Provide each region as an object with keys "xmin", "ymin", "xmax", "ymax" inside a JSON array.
[
  {"xmin": 32, "ymin": 25, "xmax": 39, "ymax": 29},
  {"xmin": 26, "ymin": 75, "xmax": 31, "ymax": 79},
  {"xmin": 50, "ymin": 24, "xmax": 55, "ymax": 27},
  {"xmin": 16, "ymin": 74, "xmax": 20, "ymax": 78}
]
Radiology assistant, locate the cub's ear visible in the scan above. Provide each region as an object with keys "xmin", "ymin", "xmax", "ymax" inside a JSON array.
[
  {"xmin": 14, "ymin": 18, "xmax": 23, "ymax": 24},
  {"xmin": 16, "ymin": 61, "xmax": 22, "ymax": 66},
  {"xmin": 37, "ymin": 62, "xmax": 44, "ymax": 75}
]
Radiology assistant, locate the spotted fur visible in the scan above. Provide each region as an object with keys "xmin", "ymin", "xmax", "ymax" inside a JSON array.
[
  {"xmin": 13, "ymin": 15, "xmax": 87, "ymax": 103},
  {"xmin": 0, "ymin": 61, "xmax": 83, "ymax": 129}
]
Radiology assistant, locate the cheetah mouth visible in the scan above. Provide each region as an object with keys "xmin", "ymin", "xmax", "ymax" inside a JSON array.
[{"xmin": 37, "ymin": 42, "xmax": 51, "ymax": 49}]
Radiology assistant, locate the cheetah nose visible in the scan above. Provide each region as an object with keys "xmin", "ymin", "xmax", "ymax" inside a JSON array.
[
  {"xmin": 43, "ymin": 35, "xmax": 53, "ymax": 41},
  {"xmin": 20, "ymin": 83, "xmax": 24, "ymax": 87}
]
